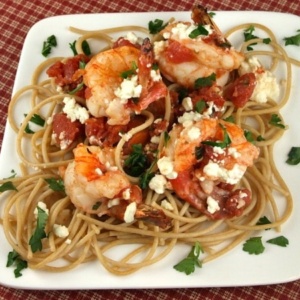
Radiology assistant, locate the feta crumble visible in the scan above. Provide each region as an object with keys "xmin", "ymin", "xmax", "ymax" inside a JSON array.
[
  {"xmin": 53, "ymin": 224, "xmax": 69, "ymax": 238},
  {"xmin": 124, "ymin": 202, "xmax": 137, "ymax": 223},
  {"xmin": 63, "ymin": 97, "xmax": 89, "ymax": 124}
]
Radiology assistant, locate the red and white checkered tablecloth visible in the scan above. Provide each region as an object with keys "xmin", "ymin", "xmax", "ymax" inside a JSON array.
[{"xmin": 0, "ymin": 0, "xmax": 300, "ymax": 299}]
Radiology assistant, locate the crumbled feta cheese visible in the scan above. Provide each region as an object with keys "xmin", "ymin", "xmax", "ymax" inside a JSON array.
[
  {"xmin": 122, "ymin": 188, "xmax": 131, "ymax": 200},
  {"xmin": 34, "ymin": 201, "xmax": 49, "ymax": 216},
  {"xmin": 228, "ymin": 147, "xmax": 241, "ymax": 158},
  {"xmin": 119, "ymin": 132, "xmax": 132, "ymax": 142},
  {"xmin": 206, "ymin": 196, "xmax": 220, "ymax": 214},
  {"xmin": 177, "ymin": 111, "xmax": 203, "ymax": 127},
  {"xmin": 203, "ymin": 160, "xmax": 246, "ymax": 184},
  {"xmin": 187, "ymin": 126, "xmax": 201, "ymax": 141},
  {"xmin": 149, "ymin": 174, "xmax": 167, "ymax": 194},
  {"xmin": 161, "ymin": 199, "xmax": 174, "ymax": 211},
  {"xmin": 63, "ymin": 97, "xmax": 89, "ymax": 124},
  {"xmin": 213, "ymin": 146, "xmax": 225, "ymax": 155},
  {"xmin": 95, "ymin": 168, "xmax": 103, "ymax": 176},
  {"xmin": 239, "ymin": 56, "xmax": 280, "ymax": 103},
  {"xmin": 153, "ymin": 41, "xmax": 166, "ymax": 59},
  {"xmin": 53, "ymin": 224, "xmax": 69, "ymax": 238},
  {"xmin": 150, "ymin": 69, "xmax": 162, "ymax": 82},
  {"xmin": 125, "ymin": 32, "xmax": 138, "ymax": 44},
  {"xmin": 182, "ymin": 97, "xmax": 193, "ymax": 111},
  {"xmin": 150, "ymin": 135, "xmax": 160, "ymax": 144},
  {"xmin": 170, "ymin": 23, "xmax": 212, "ymax": 40},
  {"xmin": 123, "ymin": 202, "xmax": 137, "ymax": 223},
  {"xmin": 65, "ymin": 239, "xmax": 72, "ymax": 245},
  {"xmin": 107, "ymin": 198, "xmax": 120, "ymax": 208},
  {"xmin": 157, "ymin": 156, "xmax": 178, "ymax": 179},
  {"xmin": 114, "ymin": 75, "xmax": 142, "ymax": 103}
]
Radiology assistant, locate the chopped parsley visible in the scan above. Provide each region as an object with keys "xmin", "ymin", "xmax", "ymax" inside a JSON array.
[
  {"xmin": 24, "ymin": 113, "xmax": 45, "ymax": 134},
  {"xmin": 283, "ymin": 30, "xmax": 300, "ymax": 46},
  {"xmin": 120, "ymin": 61, "xmax": 138, "ymax": 79},
  {"xmin": 69, "ymin": 40, "xmax": 91, "ymax": 56},
  {"xmin": 44, "ymin": 178, "xmax": 65, "ymax": 193},
  {"xmin": 195, "ymin": 100, "xmax": 206, "ymax": 114},
  {"xmin": 266, "ymin": 236, "xmax": 289, "ymax": 247},
  {"xmin": 29, "ymin": 206, "xmax": 48, "ymax": 253},
  {"xmin": 124, "ymin": 144, "xmax": 149, "ymax": 177},
  {"xmin": 0, "ymin": 181, "xmax": 17, "ymax": 192},
  {"xmin": 256, "ymin": 216, "xmax": 271, "ymax": 229},
  {"xmin": 148, "ymin": 19, "xmax": 168, "ymax": 34},
  {"xmin": 286, "ymin": 147, "xmax": 300, "ymax": 165},
  {"xmin": 243, "ymin": 25, "xmax": 258, "ymax": 51},
  {"xmin": 6, "ymin": 250, "xmax": 28, "ymax": 278},
  {"xmin": 269, "ymin": 114, "xmax": 285, "ymax": 129},
  {"xmin": 243, "ymin": 236, "xmax": 265, "ymax": 255},
  {"xmin": 244, "ymin": 130, "xmax": 255, "ymax": 143},
  {"xmin": 163, "ymin": 131, "xmax": 170, "ymax": 146},
  {"xmin": 173, "ymin": 242, "xmax": 203, "ymax": 275},
  {"xmin": 42, "ymin": 35, "xmax": 57, "ymax": 57},
  {"xmin": 189, "ymin": 25, "xmax": 209, "ymax": 39},
  {"xmin": 202, "ymin": 124, "xmax": 231, "ymax": 148},
  {"xmin": 69, "ymin": 82, "xmax": 84, "ymax": 95},
  {"xmin": 194, "ymin": 73, "xmax": 216, "ymax": 89}
]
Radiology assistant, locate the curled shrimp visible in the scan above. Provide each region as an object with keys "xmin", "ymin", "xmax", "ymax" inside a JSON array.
[
  {"xmin": 154, "ymin": 115, "xmax": 260, "ymax": 219},
  {"xmin": 62, "ymin": 143, "xmax": 171, "ymax": 229},
  {"xmin": 83, "ymin": 38, "xmax": 167, "ymax": 125},
  {"xmin": 153, "ymin": 4, "xmax": 244, "ymax": 88},
  {"xmin": 83, "ymin": 45, "xmax": 140, "ymax": 125}
]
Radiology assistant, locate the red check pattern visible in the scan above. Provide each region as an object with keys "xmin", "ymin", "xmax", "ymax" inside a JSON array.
[{"xmin": 0, "ymin": 0, "xmax": 300, "ymax": 299}]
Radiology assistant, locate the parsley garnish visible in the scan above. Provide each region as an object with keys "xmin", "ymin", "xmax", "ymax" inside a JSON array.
[
  {"xmin": 6, "ymin": 250, "xmax": 28, "ymax": 278},
  {"xmin": 124, "ymin": 144, "xmax": 149, "ymax": 177},
  {"xmin": 45, "ymin": 178, "xmax": 65, "ymax": 193},
  {"xmin": 195, "ymin": 146, "xmax": 205, "ymax": 160},
  {"xmin": 24, "ymin": 113, "xmax": 45, "ymax": 134},
  {"xmin": 243, "ymin": 236, "xmax": 265, "ymax": 255},
  {"xmin": 29, "ymin": 206, "xmax": 48, "ymax": 253},
  {"xmin": 269, "ymin": 114, "xmax": 285, "ymax": 129},
  {"xmin": 189, "ymin": 25, "xmax": 209, "ymax": 39},
  {"xmin": 244, "ymin": 130, "xmax": 254, "ymax": 143},
  {"xmin": 42, "ymin": 35, "xmax": 57, "ymax": 57},
  {"xmin": 69, "ymin": 82, "xmax": 84, "ymax": 95},
  {"xmin": 286, "ymin": 147, "xmax": 300, "ymax": 165},
  {"xmin": 283, "ymin": 30, "xmax": 300, "ymax": 46},
  {"xmin": 266, "ymin": 236, "xmax": 289, "ymax": 247},
  {"xmin": 148, "ymin": 19, "xmax": 168, "ymax": 34},
  {"xmin": 256, "ymin": 216, "xmax": 271, "ymax": 229},
  {"xmin": 243, "ymin": 25, "xmax": 258, "ymax": 51},
  {"xmin": 163, "ymin": 131, "xmax": 170, "ymax": 146},
  {"xmin": 173, "ymin": 242, "xmax": 203, "ymax": 275},
  {"xmin": 120, "ymin": 61, "xmax": 138, "ymax": 79},
  {"xmin": 139, "ymin": 157, "xmax": 157, "ymax": 190},
  {"xmin": 223, "ymin": 116, "xmax": 235, "ymax": 123},
  {"xmin": 0, "ymin": 181, "xmax": 17, "ymax": 192},
  {"xmin": 195, "ymin": 100, "xmax": 206, "ymax": 113},
  {"xmin": 69, "ymin": 40, "xmax": 91, "ymax": 56},
  {"xmin": 202, "ymin": 124, "xmax": 231, "ymax": 148},
  {"xmin": 194, "ymin": 73, "xmax": 216, "ymax": 89},
  {"xmin": 257, "ymin": 135, "xmax": 265, "ymax": 141}
]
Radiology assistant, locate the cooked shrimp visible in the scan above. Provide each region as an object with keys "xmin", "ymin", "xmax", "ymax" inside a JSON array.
[
  {"xmin": 155, "ymin": 115, "xmax": 260, "ymax": 219},
  {"xmin": 83, "ymin": 45, "xmax": 140, "ymax": 125},
  {"xmin": 63, "ymin": 143, "xmax": 171, "ymax": 228},
  {"xmin": 83, "ymin": 38, "xmax": 167, "ymax": 125},
  {"xmin": 153, "ymin": 4, "xmax": 244, "ymax": 88}
]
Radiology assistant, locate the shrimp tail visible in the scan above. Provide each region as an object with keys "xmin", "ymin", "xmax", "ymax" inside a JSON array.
[
  {"xmin": 191, "ymin": 4, "xmax": 231, "ymax": 48},
  {"xmin": 134, "ymin": 204, "xmax": 172, "ymax": 230},
  {"xmin": 135, "ymin": 38, "xmax": 168, "ymax": 112}
]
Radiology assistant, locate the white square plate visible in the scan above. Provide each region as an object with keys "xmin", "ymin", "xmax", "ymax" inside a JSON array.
[{"xmin": 0, "ymin": 10, "xmax": 300, "ymax": 289}]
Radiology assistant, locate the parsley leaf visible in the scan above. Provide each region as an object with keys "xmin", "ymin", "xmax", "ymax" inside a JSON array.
[
  {"xmin": 194, "ymin": 73, "xmax": 216, "ymax": 89},
  {"xmin": 195, "ymin": 100, "xmax": 206, "ymax": 113},
  {"xmin": 29, "ymin": 206, "xmax": 48, "ymax": 253},
  {"xmin": 283, "ymin": 30, "xmax": 300, "ymax": 46},
  {"xmin": 45, "ymin": 178, "xmax": 65, "ymax": 193},
  {"xmin": 256, "ymin": 216, "xmax": 271, "ymax": 229},
  {"xmin": 266, "ymin": 236, "xmax": 289, "ymax": 247},
  {"xmin": 243, "ymin": 236, "xmax": 265, "ymax": 255},
  {"xmin": 120, "ymin": 61, "xmax": 138, "ymax": 79},
  {"xmin": 124, "ymin": 144, "xmax": 149, "ymax": 177},
  {"xmin": 24, "ymin": 114, "xmax": 45, "ymax": 134},
  {"xmin": 244, "ymin": 130, "xmax": 255, "ymax": 143},
  {"xmin": 148, "ymin": 19, "xmax": 168, "ymax": 34},
  {"xmin": 69, "ymin": 40, "xmax": 91, "ymax": 56},
  {"xmin": 42, "ymin": 35, "xmax": 57, "ymax": 57},
  {"xmin": 243, "ymin": 25, "xmax": 258, "ymax": 51},
  {"xmin": 6, "ymin": 249, "xmax": 28, "ymax": 278},
  {"xmin": 286, "ymin": 147, "xmax": 300, "ymax": 165},
  {"xmin": 0, "ymin": 181, "xmax": 17, "ymax": 192},
  {"xmin": 269, "ymin": 114, "xmax": 285, "ymax": 129},
  {"xmin": 173, "ymin": 242, "xmax": 203, "ymax": 275},
  {"xmin": 189, "ymin": 25, "xmax": 209, "ymax": 39},
  {"xmin": 69, "ymin": 82, "xmax": 84, "ymax": 95},
  {"xmin": 202, "ymin": 124, "xmax": 231, "ymax": 148}
]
